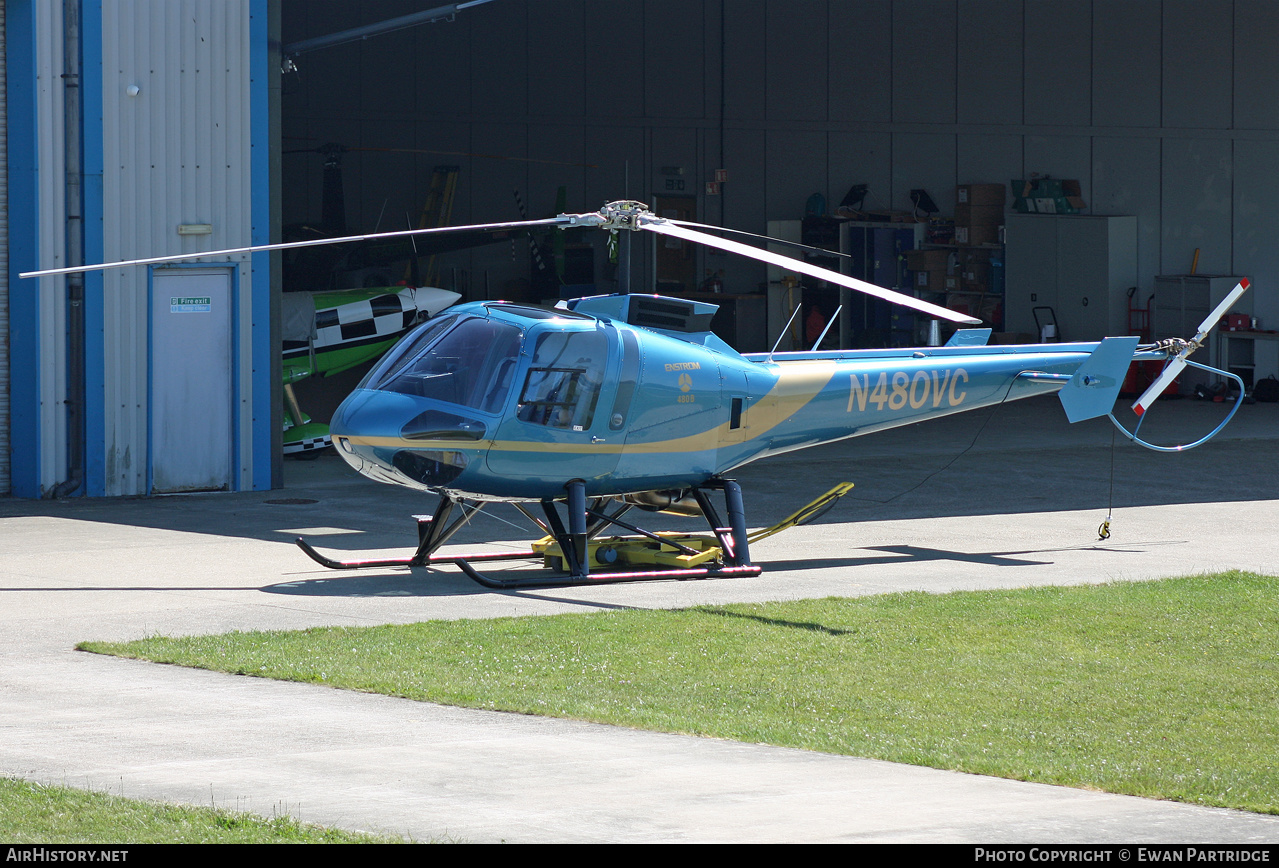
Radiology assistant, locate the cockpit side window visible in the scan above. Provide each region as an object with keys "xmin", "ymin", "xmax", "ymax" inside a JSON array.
[
  {"xmin": 516, "ymin": 330, "xmax": 608, "ymax": 430},
  {"xmin": 378, "ymin": 317, "xmax": 523, "ymax": 413}
]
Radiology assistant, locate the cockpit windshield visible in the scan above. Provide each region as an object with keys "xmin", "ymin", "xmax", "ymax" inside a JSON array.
[{"xmin": 370, "ymin": 316, "xmax": 523, "ymax": 414}]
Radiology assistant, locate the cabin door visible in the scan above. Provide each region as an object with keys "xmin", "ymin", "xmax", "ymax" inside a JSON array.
[{"xmin": 485, "ymin": 327, "xmax": 620, "ymax": 487}]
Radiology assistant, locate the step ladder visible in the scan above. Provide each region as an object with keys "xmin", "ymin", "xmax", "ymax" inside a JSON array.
[{"xmin": 406, "ymin": 166, "xmax": 459, "ymax": 286}]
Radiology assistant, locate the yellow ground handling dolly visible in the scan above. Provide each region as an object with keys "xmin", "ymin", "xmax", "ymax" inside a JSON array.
[{"xmin": 533, "ymin": 482, "xmax": 855, "ymax": 573}]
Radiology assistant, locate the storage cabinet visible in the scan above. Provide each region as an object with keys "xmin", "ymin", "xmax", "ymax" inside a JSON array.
[{"xmin": 1004, "ymin": 214, "xmax": 1137, "ymax": 341}]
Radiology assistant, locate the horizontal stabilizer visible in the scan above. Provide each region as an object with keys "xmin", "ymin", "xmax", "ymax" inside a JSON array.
[
  {"xmin": 945, "ymin": 328, "xmax": 992, "ymax": 347},
  {"xmin": 1058, "ymin": 336, "xmax": 1140, "ymax": 423}
]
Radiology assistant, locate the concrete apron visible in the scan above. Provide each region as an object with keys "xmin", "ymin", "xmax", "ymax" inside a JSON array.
[{"xmin": 2, "ymin": 395, "xmax": 1278, "ymax": 841}]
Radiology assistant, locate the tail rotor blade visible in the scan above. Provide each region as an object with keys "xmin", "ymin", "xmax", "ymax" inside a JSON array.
[
  {"xmin": 1132, "ymin": 357, "xmax": 1187, "ymax": 417},
  {"xmin": 637, "ymin": 218, "xmax": 981, "ymax": 325},
  {"xmin": 1195, "ymin": 277, "xmax": 1250, "ymax": 339}
]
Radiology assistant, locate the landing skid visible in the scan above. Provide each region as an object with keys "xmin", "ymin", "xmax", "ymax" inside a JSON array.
[{"xmin": 295, "ymin": 478, "xmax": 811, "ymax": 589}]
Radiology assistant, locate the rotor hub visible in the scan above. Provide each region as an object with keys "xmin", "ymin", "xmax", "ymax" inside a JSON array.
[{"xmin": 598, "ymin": 200, "xmax": 653, "ymax": 231}]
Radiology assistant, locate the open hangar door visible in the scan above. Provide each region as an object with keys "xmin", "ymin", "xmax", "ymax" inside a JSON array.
[{"xmin": 276, "ymin": 1, "xmax": 656, "ymax": 440}]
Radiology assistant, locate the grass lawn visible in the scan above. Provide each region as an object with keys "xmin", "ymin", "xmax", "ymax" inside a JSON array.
[
  {"xmin": 82, "ymin": 571, "xmax": 1279, "ymax": 814},
  {"xmin": 0, "ymin": 777, "xmax": 403, "ymax": 843}
]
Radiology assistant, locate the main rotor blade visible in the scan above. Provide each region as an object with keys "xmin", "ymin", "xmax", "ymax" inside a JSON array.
[
  {"xmin": 666, "ymin": 219, "xmax": 850, "ymax": 259},
  {"xmin": 638, "ymin": 218, "xmax": 981, "ymax": 325},
  {"xmin": 20, "ymin": 216, "xmax": 572, "ymax": 279}
]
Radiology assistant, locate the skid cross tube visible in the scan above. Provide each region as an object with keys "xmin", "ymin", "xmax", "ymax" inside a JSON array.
[
  {"xmin": 456, "ymin": 478, "xmax": 763, "ymax": 588},
  {"xmin": 298, "ymin": 480, "xmax": 765, "ymax": 589},
  {"xmin": 297, "ymin": 493, "xmax": 534, "ymax": 570}
]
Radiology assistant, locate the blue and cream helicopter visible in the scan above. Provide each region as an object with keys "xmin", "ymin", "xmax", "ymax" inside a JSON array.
[{"xmin": 24, "ymin": 200, "xmax": 1249, "ymax": 588}]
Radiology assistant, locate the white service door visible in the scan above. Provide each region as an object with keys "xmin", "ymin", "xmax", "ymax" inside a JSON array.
[{"xmin": 150, "ymin": 269, "xmax": 234, "ymax": 492}]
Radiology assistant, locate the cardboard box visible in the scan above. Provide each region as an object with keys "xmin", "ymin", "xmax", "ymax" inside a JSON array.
[
  {"xmin": 913, "ymin": 268, "xmax": 947, "ymax": 291},
  {"xmin": 954, "ymin": 204, "xmax": 1003, "ymax": 228},
  {"xmin": 1011, "ymin": 178, "xmax": 1086, "ymax": 214},
  {"xmin": 960, "ymin": 260, "xmax": 991, "ymax": 288},
  {"xmin": 954, "ymin": 224, "xmax": 1000, "ymax": 245},
  {"xmin": 953, "ymin": 204, "xmax": 1003, "ymax": 246},
  {"xmin": 904, "ymin": 249, "xmax": 949, "ymax": 272},
  {"xmin": 956, "ymin": 183, "xmax": 1006, "ymax": 207}
]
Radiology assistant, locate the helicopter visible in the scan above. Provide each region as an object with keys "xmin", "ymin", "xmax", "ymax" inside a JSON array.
[{"xmin": 22, "ymin": 200, "xmax": 1249, "ymax": 588}]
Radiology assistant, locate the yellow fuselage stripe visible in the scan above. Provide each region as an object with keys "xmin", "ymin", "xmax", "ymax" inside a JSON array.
[{"xmin": 342, "ymin": 361, "xmax": 839, "ymax": 455}]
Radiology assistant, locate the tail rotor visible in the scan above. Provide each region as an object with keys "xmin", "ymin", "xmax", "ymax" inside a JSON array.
[{"xmin": 1131, "ymin": 278, "xmax": 1250, "ymax": 416}]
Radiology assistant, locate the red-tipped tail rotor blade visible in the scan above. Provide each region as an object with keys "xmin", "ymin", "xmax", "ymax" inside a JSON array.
[
  {"xmin": 1131, "ymin": 357, "xmax": 1186, "ymax": 416},
  {"xmin": 1195, "ymin": 278, "xmax": 1250, "ymax": 338}
]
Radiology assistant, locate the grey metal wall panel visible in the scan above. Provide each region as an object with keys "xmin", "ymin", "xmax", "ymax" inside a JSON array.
[
  {"xmin": 828, "ymin": 131, "xmax": 892, "ymax": 215},
  {"xmin": 411, "ymin": 13, "xmax": 473, "ymax": 117},
  {"xmin": 891, "ymin": 133, "xmax": 955, "ymax": 213},
  {"xmin": 892, "ymin": 0, "xmax": 955, "ymax": 124},
  {"xmin": 354, "ymin": 120, "xmax": 418, "ymax": 235},
  {"xmin": 1093, "ymin": 136, "xmax": 1161, "ymax": 299},
  {"xmin": 1233, "ymin": 0, "xmax": 1279, "ymax": 130},
  {"xmin": 723, "ymin": 0, "xmax": 765, "ymax": 122},
  {"xmin": 584, "ymin": 2, "xmax": 644, "ymax": 119},
  {"xmin": 464, "ymin": 120, "xmax": 533, "ymax": 293},
  {"xmin": 583, "ymin": 124, "xmax": 643, "ymax": 211},
  {"xmin": 1093, "ymin": 0, "xmax": 1161, "ymax": 128},
  {"xmin": 1232, "ymin": 140, "xmax": 1279, "ymax": 328},
  {"xmin": 766, "ymin": 0, "xmax": 827, "ymax": 122},
  {"xmin": 528, "ymin": 3, "xmax": 584, "ymax": 120},
  {"xmin": 1023, "ymin": 134, "xmax": 1092, "ymax": 202},
  {"xmin": 721, "ymin": 127, "xmax": 766, "ymax": 292},
  {"xmin": 470, "ymin": 1, "xmax": 527, "ymax": 122},
  {"xmin": 1161, "ymin": 138, "xmax": 1233, "ymax": 275},
  {"xmin": 645, "ymin": 0, "xmax": 704, "ymax": 119},
  {"xmin": 957, "ymin": 134, "xmax": 1022, "ymax": 192},
  {"xmin": 828, "ymin": 0, "xmax": 891, "ymax": 124},
  {"xmin": 765, "ymin": 128, "xmax": 826, "ymax": 219},
  {"xmin": 957, "ymin": 0, "xmax": 1022, "ymax": 125},
  {"xmin": 351, "ymin": 9, "xmax": 420, "ymax": 118},
  {"xmin": 529, "ymin": 125, "xmax": 587, "ymax": 213},
  {"xmin": 1163, "ymin": 0, "xmax": 1232, "ymax": 129},
  {"xmin": 1023, "ymin": 1, "xmax": 1091, "ymax": 127},
  {"xmin": 650, "ymin": 126, "xmax": 698, "ymax": 192}
]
